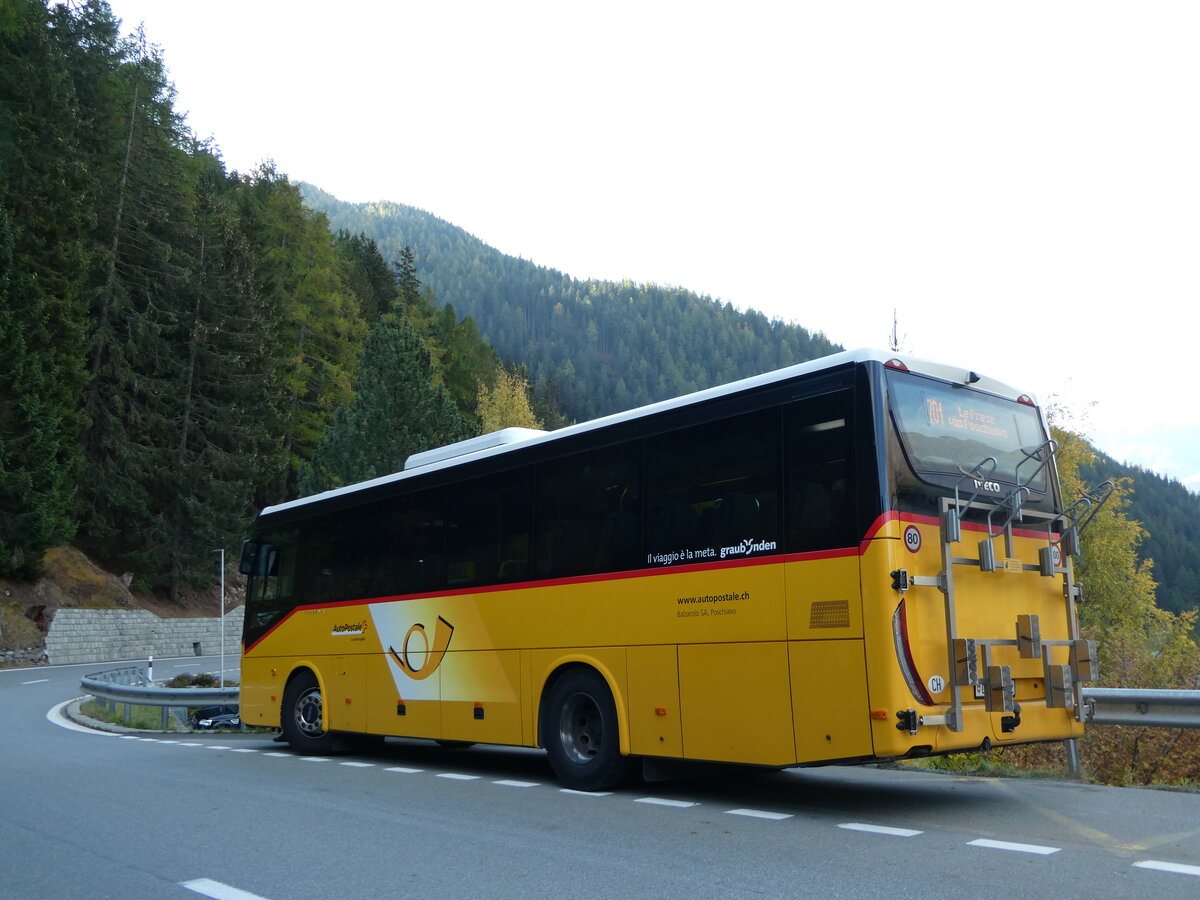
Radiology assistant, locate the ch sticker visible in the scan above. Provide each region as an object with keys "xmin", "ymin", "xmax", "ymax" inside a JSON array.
[{"xmin": 388, "ymin": 616, "xmax": 455, "ymax": 681}]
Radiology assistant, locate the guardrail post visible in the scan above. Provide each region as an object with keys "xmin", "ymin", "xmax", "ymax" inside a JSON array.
[{"xmin": 1065, "ymin": 739, "xmax": 1081, "ymax": 778}]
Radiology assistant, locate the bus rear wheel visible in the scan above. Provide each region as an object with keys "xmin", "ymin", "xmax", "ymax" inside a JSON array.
[
  {"xmin": 282, "ymin": 670, "xmax": 333, "ymax": 755},
  {"xmin": 541, "ymin": 667, "xmax": 636, "ymax": 792}
]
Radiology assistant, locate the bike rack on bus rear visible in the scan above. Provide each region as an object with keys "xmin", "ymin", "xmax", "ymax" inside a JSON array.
[{"xmin": 896, "ymin": 446, "xmax": 1113, "ymax": 735}]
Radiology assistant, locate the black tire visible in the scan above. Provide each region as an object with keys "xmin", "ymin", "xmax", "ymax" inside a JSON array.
[
  {"xmin": 540, "ymin": 667, "xmax": 636, "ymax": 791},
  {"xmin": 281, "ymin": 670, "xmax": 334, "ymax": 755}
]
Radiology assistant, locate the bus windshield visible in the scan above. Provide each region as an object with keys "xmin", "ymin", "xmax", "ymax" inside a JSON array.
[{"xmin": 887, "ymin": 370, "xmax": 1051, "ymax": 496}]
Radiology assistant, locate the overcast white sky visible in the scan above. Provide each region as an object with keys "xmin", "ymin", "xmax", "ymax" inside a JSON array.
[{"xmin": 106, "ymin": 1, "xmax": 1200, "ymax": 488}]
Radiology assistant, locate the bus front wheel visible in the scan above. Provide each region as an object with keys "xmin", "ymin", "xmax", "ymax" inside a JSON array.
[
  {"xmin": 282, "ymin": 670, "xmax": 333, "ymax": 755},
  {"xmin": 541, "ymin": 667, "xmax": 636, "ymax": 792}
]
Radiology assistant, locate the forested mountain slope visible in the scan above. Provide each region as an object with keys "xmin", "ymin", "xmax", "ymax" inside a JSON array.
[
  {"xmin": 300, "ymin": 185, "xmax": 841, "ymax": 422},
  {"xmin": 1081, "ymin": 451, "xmax": 1200, "ymax": 617}
]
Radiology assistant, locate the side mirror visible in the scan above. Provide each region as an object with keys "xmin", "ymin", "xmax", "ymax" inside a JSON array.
[
  {"xmin": 238, "ymin": 539, "xmax": 259, "ymax": 575},
  {"xmin": 239, "ymin": 540, "xmax": 278, "ymax": 576}
]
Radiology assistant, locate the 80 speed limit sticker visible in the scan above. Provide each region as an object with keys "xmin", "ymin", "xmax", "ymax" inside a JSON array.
[{"xmin": 903, "ymin": 524, "xmax": 922, "ymax": 553}]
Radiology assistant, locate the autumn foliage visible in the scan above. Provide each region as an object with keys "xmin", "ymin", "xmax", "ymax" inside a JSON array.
[{"xmin": 1000, "ymin": 426, "xmax": 1200, "ymax": 786}]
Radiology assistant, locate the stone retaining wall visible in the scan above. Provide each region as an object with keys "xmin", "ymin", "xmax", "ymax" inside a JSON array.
[{"xmin": 44, "ymin": 606, "xmax": 245, "ymax": 665}]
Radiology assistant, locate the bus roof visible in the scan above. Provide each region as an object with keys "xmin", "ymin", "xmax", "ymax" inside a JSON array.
[{"xmin": 261, "ymin": 347, "xmax": 1032, "ymax": 518}]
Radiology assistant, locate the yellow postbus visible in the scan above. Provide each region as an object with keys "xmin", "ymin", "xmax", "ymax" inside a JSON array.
[{"xmin": 238, "ymin": 348, "xmax": 1097, "ymax": 790}]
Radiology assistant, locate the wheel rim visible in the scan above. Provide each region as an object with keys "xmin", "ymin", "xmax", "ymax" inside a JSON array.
[
  {"xmin": 294, "ymin": 686, "xmax": 324, "ymax": 738},
  {"xmin": 557, "ymin": 690, "xmax": 603, "ymax": 765}
]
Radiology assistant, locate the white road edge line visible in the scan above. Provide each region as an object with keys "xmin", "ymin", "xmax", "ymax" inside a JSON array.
[
  {"xmin": 46, "ymin": 699, "xmax": 119, "ymax": 736},
  {"xmin": 968, "ymin": 838, "xmax": 1060, "ymax": 855},
  {"xmin": 838, "ymin": 822, "xmax": 923, "ymax": 837},
  {"xmin": 494, "ymin": 779, "xmax": 540, "ymax": 787},
  {"xmin": 180, "ymin": 878, "xmax": 272, "ymax": 900},
  {"xmin": 1134, "ymin": 860, "xmax": 1200, "ymax": 877}
]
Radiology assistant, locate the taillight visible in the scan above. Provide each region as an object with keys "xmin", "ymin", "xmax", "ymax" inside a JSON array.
[
  {"xmin": 892, "ymin": 599, "xmax": 935, "ymax": 706},
  {"xmin": 884, "ymin": 358, "xmax": 910, "ymax": 372},
  {"xmin": 1017, "ymin": 395, "xmax": 1035, "ymax": 406}
]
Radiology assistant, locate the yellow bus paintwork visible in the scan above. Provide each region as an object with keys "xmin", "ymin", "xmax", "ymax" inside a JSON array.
[{"xmin": 242, "ymin": 508, "xmax": 1082, "ymax": 768}]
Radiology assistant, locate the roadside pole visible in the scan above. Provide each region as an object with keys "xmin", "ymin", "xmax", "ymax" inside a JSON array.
[{"xmin": 215, "ymin": 548, "xmax": 225, "ymax": 685}]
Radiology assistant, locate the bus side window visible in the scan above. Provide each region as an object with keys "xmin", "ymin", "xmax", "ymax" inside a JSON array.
[
  {"xmin": 644, "ymin": 408, "xmax": 781, "ymax": 564},
  {"xmin": 786, "ymin": 390, "xmax": 858, "ymax": 552},
  {"xmin": 385, "ymin": 487, "xmax": 446, "ymax": 594},
  {"xmin": 447, "ymin": 470, "xmax": 532, "ymax": 587},
  {"xmin": 305, "ymin": 507, "xmax": 381, "ymax": 604},
  {"xmin": 534, "ymin": 443, "xmax": 641, "ymax": 578}
]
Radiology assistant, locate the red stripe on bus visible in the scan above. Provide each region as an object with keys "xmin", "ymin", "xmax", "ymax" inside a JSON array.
[
  {"xmin": 242, "ymin": 542, "xmax": 870, "ymax": 653},
  {"xmin": 244, "ymin": 510, "xmax": 1057, "ymax": 653}
]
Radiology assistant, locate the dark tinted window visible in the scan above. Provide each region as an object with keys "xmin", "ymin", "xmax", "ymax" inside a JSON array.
[
  {"xmin": 383, "ymin": 487, "xmax": 446, "ymax": 594},
  {"xmin": 447, "ymin": 470, "xmax": 533, "ymax": 586},
  {"xmin": 534, "ymin": 443, "xmax": 641, "ymax": 578},
  {"xmin": 304, "ymin": 504, "xmax": 388, "ymax": 604},
  {"xmin": 645, "ymin": 408, "xmax": 781, "ymax": 566},
  {"xmin": 786, "ymin": 390, "xmax": 859, "ymax": 552}
]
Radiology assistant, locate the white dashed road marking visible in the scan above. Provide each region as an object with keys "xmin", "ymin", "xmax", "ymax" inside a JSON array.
[
  {"xmin": 727, "ymin": 809, "xmax": 793, "ymax": 821},
  {"xmin": 968, "ymin": 838, "xmax": 1060, "ymax": 855},
  {"xmin": 1134, "ymin": 860, "xmax": 1200, "ymax": 877},
  {"xmin": 180, "ymin": 878, "xmax": 273, "ymax": 900},
  {"xmin": 838, "ymin": 822, "xmax": 922, "ymax": 837},
  {"xmin": 636, "ymin": 797, "xmax": 697, "ymax": 808}
]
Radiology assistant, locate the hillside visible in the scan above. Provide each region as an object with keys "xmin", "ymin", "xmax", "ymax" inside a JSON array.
[
  {"xmin": 0, "ymin": 546, "xmax": 236, "ymax": 665},
  {"xmin": 1082, "ymin": 452, "xmax": 1200, "ymax": 617},
  {"xmin": 299, "ymin": 185, "xmax": 840, "ymax": 423}
]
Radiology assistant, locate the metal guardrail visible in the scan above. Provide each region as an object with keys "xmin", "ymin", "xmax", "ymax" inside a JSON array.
[
  {"xmin": 1082, "ymin": 687, "xmax": 1200, "ymax": 729},
  {"xmin": 79, "ymin": 667, "xmax": 1198, "ymax": 738},
  {"xmin": 81, "ymin": 665, "xmax": 239, "ymax": 730}
]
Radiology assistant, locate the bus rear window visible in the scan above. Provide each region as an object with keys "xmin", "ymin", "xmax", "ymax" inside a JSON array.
[{"xmin": 886, "ymin": 371, "xmax": 1050, "ymax": 495}]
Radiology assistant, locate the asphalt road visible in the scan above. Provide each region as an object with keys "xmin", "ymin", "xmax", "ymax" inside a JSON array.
[{"xmin": 3, "ymin": 657, "xmax": 1200, "ymax": 899}]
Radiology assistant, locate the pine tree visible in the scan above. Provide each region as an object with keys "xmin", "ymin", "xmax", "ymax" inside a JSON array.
[
  {"xmin": 233, "ymin": 166, "xmax": 365, "ymax": 504},
  {"xmin": 0, "ymin": 0, "xmax": 92, "ymax": 579},
  {"xmin": 74, "ymin": 27, "xmax": 196, "ymax": 580},
  {"xmin": 299, "ymin": 316, "xmax": 472, "ymax": 494},
  {"xmin": 431, "ymin": 302, "xmax": 498, "ymax": 418},
  {"xmin": 335, "ymin": 229, "xmax": 398, "ymax": 323}
]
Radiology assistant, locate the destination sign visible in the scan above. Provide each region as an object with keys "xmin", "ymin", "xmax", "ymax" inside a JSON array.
[{"xmin": 924, "ymin": 397, "xmax": 1010, "ymax": 441}]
